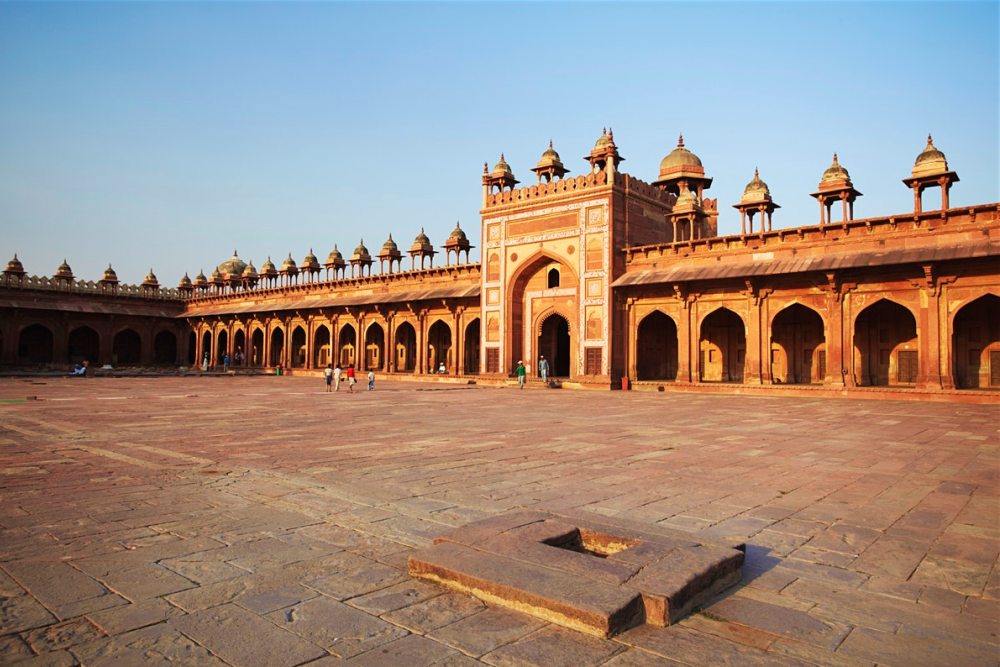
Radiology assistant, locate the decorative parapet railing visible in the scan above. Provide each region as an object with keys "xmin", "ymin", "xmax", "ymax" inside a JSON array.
[
  {"xmin": 623, "ymin": 203, "xmax": 1000, "ymax": 263},
  {"xmin": 182, "ymin": 262, "xmax": 482, "ymax": 304},
  {"xmin": 0, "ymin": 274, "xmax": 184, "ymax": 300},
  {"xmin": 484, "ymin": 170, "xmax": 683, "ymax": 209}
]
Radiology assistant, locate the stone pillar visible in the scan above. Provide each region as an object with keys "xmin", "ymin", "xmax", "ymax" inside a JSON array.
[
  {"xmin": 386, "ymin": 313, "xmax": 396, "ymax": 373},
  {"xmin": 680, "ymin": 299, "xmax": 696, "ymax": 383},
  {"xmin": 625, "ymin": 300, "xmax": 637, "ymax": 380},
  {"xmin": 825, "ymin": 294, "xmax": 845, "ymax": 386},
  {"xmin": 913, "ymin": 185, "xmax": 922, "ymax": 214},
  {"xmin": 939, "ymin": 287, "xmax": 956, "ymax": 389},
  {"xmin": 454, "ymin": 308, "xmax": 464, "ymax": 375},
  {"xmin": 842, "ymin": 296, "xmax": 857, "ymax": 388},
  {"xmin": 416, "ymin": 311, "xmax": 426, "ymax": 375},
  {"xmin": 918, "ymin": 286, "xmax": 944, "ymax": 389},
  {"xmin": 744, "ymin": 300, "xmax": 762, "ymax": 385}
]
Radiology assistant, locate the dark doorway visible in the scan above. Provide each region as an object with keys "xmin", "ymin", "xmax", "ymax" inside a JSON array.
[
  {"xmin": 68, "ymin": 326, "xmax": 100, "ymax": 365},
  {"xmin": 154, "ymin": 331, "xmax": 177, "ymax": 364},
  {"xmin": 952, "ymin": 294, "xmax": 1000, "ymax": 389},
  {"xmin": 428, "ymin": 320, "xmax": 452, "ymax": 373},
  {"xmin": 700, "ymin": 308, "xmax": 745, "ymax": 382},
  {"xmin": 216, "ymin": 331, "xmax": 228, "ymax": 364},
  {"xmin": 771, "ymin": 304, "xmax": 825, "ymax": 384},
  {"xmin": 201, "ymin": 331, "xmax": 212, "ymax": 364},
  {"xmin": 188, "ymin": 331, "xmax": 197, "ymax": 365},
  {"xmin": 339, "ymin": 325, "xmax": 356, "ymax": 368},
  {"xmin": 269, "ymin": 328, "xmax": 284, "ymax": 366},
  {"xmin": 233, "ymin": 330, "xmax": 246, "ymax": 366},
  {"xmin": 291, "ymin": 326, "xmax": 307, "ymax": 368},
  {"xmin": 636, "ymin": 311, "xmax": 678, "ymax": 381},
  {"xmin": 251, "ymin": 329, "xmax": 264, "ymax": 366},
  {"xmin": 113, "ymin": 329, "xmax": 142, "ymax": 365},
  {"xmin": 395, "ymin": 321, "xmax": 416, "ymax": 372},
  {"xmin": 365, "ymin": 323, "xmax": 385, "ymax": 371},
  {"xmin": 464, "ymin": 319, "xmax": 480, "ymax": 374},
  {"xmin": 854, "ymin": 300, "xmax": 917, "ymax": 386},
  {"xmin": 18, "ymin": 324, "xmax": 54, "ymax": 364},
  {"xmin": 538, "ymin": 314, "xmax": 570, "ymax": 377},
  {"xmin": 314, "ymin": 326, "xmax": 331, "ymax": 368}
]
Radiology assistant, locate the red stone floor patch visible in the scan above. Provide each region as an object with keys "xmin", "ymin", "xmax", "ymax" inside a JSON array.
[{"xmin": 408, "ymin": 509, "xmax": 745, "ymax": 638}]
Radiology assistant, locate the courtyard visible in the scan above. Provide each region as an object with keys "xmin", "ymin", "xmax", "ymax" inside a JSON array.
[{"xmin": 0, "ymin": 376, "xmax": 997, "ymax": 666}]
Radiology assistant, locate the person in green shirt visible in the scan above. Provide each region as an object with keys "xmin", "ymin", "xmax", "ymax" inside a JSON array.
[{"xmin": 516, "ymin": 360, "xmax": 526, "ymax": 389}]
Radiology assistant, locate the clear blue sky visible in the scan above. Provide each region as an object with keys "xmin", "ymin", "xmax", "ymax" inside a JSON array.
[{"xmin": 1, "ymin": 1, "xmax": 997, "ymax": 286}]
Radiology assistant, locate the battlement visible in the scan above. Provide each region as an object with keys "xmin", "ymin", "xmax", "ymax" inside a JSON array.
[{"xmin": 0, "ymin": 274, "xmax": 183, "ymax": 301}]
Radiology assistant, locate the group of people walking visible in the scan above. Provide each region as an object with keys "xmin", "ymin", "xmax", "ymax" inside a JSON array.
[{"xmin": 324, "ymin": 363, "xmax": 374, "ymax": 393}]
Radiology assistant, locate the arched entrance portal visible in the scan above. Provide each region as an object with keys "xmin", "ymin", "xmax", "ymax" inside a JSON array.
[
  {"xmin": 314, "ymin": 326, "xmax": 331, "ymax": 368},
  {"xmin": 291, "ymin": 326, "xmax": 307, "ymax": 368},
  {"xmin": 365, "ymin": 323, "xmax": 385, "ymax": 371},
  {"xmin": 395, "ymin": 322, "xmax": 416, "ymax": 372},
  {"xmin": 538, "ymin": 314, "xmax": 570, "ymax": 377},
  {"xmin": 464, "ymin": 319, "xmax": 480, "ymax": 374},
  {"xmin": 700, "ymin": 308, "xmax": 745, "ymax": 382},
  {"xmin": 19, "ymin": 324, "xmax": 54, "ymax": 364},
  {"xmin": 154, "ymin": 331, "xmax": 177, "ymax": 364},
  {"xmin": 216, "ymin": 331, "xmax": 228, "ymax": 365},
  {"xmin": 233, "ymin": 330, "xmax": 246, "ymax": 366},
  {"xmin": 251, "ymin": 329, "xmax": 264, "ymax": 366},
  {"xmin": 68, "ymin": 326, "xmax": 100, "ymax": 365},
  {"xmin": 854, "ymin": 300, "xmax": 918, "ymax": 386},
  {"xmin": 427, "ymin": 320, "xmax": 452, "ymax": 373},
  {"xmin": 771, "ymin": 304, "xmax": 825, "ymax": 384},
  {"xmin": 338, "ymin": 325, "xmax": 356, "ymax": 367},
  {"xmin": 636, "ymin": 311, "xmax": 678, "ymax": 381},
  {"xmin": 269, "ymin": 329, "xmax": 285, "ymax": 366},
  {"xmin": 201, "ymin": 331, "xmax": 212, "ymax": 365},
  {"xmin": 114, "ymin": 329, "xmax": 141, "ymax": 364},
  {"xmin": 952, "ymin": 294, "xmax": 1000, "ymax": 389}
]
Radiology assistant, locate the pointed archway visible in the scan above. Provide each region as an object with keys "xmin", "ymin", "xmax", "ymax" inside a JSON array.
[
  {"xmin": 699, "ymin": 308, "xmax": 745, "ymax": 382},
  {"xmin": 154, "ymin": 331, "xmax": 177, "ymax": 364},
  {"xmin": 314, "ymin": 326, "xmax": 331, "ymax": 368},
  {"xmin": 251, "ymin": 328, "xmax": 264, "ymax": 366},
  {"xmin": 395, "ymin": 321, "xmax": 416, "ymax": 372},
  {"xmin": 68, "ymin": 326, "xmax": 100, "ymax": 365},
  {"xmin": 290, "ymin": 326, "xmax": 307, "ymax": 368},
  {"xmin": 854, "ymin": 299, "xmax": 917, "ymax": 386},
  {"xmin": 771, "ymin": 304, "xmax": 825, "ymax": 384},
  {"xmin": 427, "ymin": 320, "xmax": 452, "ymax": 373},
  {"xmin": 269, "ymin": 328, "xmax": 285, "ymax": 366},
  {"xmin": 338, "ymin": 324, "xmax": 356, "ymax": 368},
  {"xmin": 636, "ymin": 311, "xmax": 678, "ymax": 381},
  {"xmin": 114, "ymin": 329, "xmax": 142, "ymax": 365},
  {"xmin": 952, "ymin": 294, "xmax": 1000, "ymax": 389},
  {"xmin": 538, "ymin": 313, "xmax": 570, "ymax": 377},
  {"xmin": 508, "ymin": 252, "xmax": 578, "ymax": 374},
  {"xmin": 233, "ymin": 330, "xmax": 246, "ymax": 366},
  {"xmin": 215, "ymin": 330, "xmax": 228, "ymax": 364},
  {"xmin": 18, "ymin": 324, "xmax": 54, "ymax": 364},
  {"xmin": 464, "ymin": 319, "xmax": 480, "ymax": 374},
  {"xmin": 365, "ymin": 323, "xmax": 385, "ymax": 371}
]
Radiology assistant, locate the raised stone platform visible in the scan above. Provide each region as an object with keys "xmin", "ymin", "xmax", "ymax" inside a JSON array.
[{"xmin": 408, "ymin": 509, "xmax": 745, "ymax": 637}]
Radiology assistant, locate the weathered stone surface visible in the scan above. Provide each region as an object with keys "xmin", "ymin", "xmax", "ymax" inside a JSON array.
[
  {"xmin": 172, "ymin": 603, "xmax": 327, "ymax": 666},
  {"xmin": 428, "ymin": 607, "xmax": 546, "ymax": 658},
  {"xmin": 265, "ymin": 595, "xmax": 407, "ymax": 659},
  {"xmin": 349, "ymin": 633, "xmax": 460, "ymax": 666},
  {"xmin": 483, "ymin": 625, "xmax": 625, "ymax": 666},
  {"xmin": 381, "ymin": 592, "xmax": 486, "ymax": 634},
  {"xmin": 410, "ymin": 542, "xmax": 645, "ymax": 637}
]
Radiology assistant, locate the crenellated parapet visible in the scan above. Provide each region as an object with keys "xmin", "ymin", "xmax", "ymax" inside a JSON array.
[
  {"xmin": 485, "ymin": 170, "xmax": 612, "ymax": 208},
  {"xmin": 0, "ymin": 272, "xmax": 183, "ymax": 300}
]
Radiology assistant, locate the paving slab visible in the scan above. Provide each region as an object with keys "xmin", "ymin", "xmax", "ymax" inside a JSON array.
[{"xmin": 0, "ymin": 376, "xmax": 996, "ymax": 666}]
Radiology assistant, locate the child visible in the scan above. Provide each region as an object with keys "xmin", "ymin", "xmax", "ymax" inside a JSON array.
[
  {"xmin": 324, "ymin": 364, "xmax": 333, "ymax": 392},
  {"xmin": 368, "ymin": 369, "xmax": 375, "ymax": 391},
  {"xmin": 346, "ymin": 364, "xmax": 356, "ymax": 393}
]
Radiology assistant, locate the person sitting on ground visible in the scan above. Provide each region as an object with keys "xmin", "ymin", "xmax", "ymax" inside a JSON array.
[{"xmin": 70, "ymin": 360, "xmax": 89, "ymax": 377}]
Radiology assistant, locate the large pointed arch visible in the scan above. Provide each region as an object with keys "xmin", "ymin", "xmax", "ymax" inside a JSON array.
[
  {"xmin": 68, "ymin": 326, "xmax": 100, "ymax": 365},
  {"xmin": 853, "ymin": 298, "xmax": 918, "ymax": 386},
  {"xmin": 365, "ymin": 322, "xmax": 385, "ymax": 371},
  {"xmin": 507, "ymin": 250, "xmax": 578, "ymax": 373},
  {"xmin": 699, "ymin": 307, "xmax": 745, "ymax": 382},
  {"xmin": 952, "ymin": 293, "xmax": 1000, "ymax": 389},
  {"xmin": 770, "ymin": 303, "xmax": 826, "ymax": 384},
  {"xmin": 394, "ymin": 321, "xmax": 417, "ymax": 372},
  {"xmin": 637, "ymin": 310, "xmax": 678, "ymax": 381}
]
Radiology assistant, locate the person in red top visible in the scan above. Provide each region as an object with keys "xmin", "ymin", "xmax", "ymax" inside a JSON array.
[{"xmin": 346, "ymin": 364, "xmax": 356, "ymax": 393}]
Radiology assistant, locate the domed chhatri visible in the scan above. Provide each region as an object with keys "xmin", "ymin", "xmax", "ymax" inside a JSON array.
[
  {"xmin": 483, "ymin": 153, "xmax": 520, "ymax": 193},
  {"xmin": 194, "ymin": 269, "xmax": 208, "ymax": 287},
  {"xmin": 327, "ymin": 245, "xmax": 344, "ymax": 264},
  {"xmin": 444, "ymin": 221, "xmax": 474, "ymax": 265},
  {"xmin": 54, "ymin": 259, "xmax": 74, "ymax": 282},
  {"xmin": 411, "ymin": 228, "xmax": 433, "ymax": 253},
  {"xmin": 532, "ymin": 141, "xmax": 570, "ymax": 183},
  {"xmin": 349, "ymin": 239, "xmax": 374, "ymax": 278},
  {"xmin": 378, "ymin": 235, "xmax": 402, "ymax": 274},
  {"xmin": 912, "ymin": 134, "xmax": 950, "ymax": 177},
  {"xmin": 101, "ymin": 263, "xmax": 119, "ymax": 283},
  {"xmin": 741, "ymin": 168, "xmax": 771, "ymax": 203},
  {"xmin": 820, "ymin": 153, "xmax": 852, "ymax": 185},
  {"xmin": 381, "ymin": 235, "xmax": 399, "ymax": 254},
  {"xmin": 302, "ymin": 248, "xmax": 320, "ymax": 271},
  {"xmin": 585, "ymin": 127, "xmax": 623, "ymax": 173},
  {"xmin": 243, "ymin": 261, "xmax": 258, "ymax": 279},
  {"xmin": 352, "ymin": 239, "xmax": 371, "ymax": 259},
  {"xmin": 142, "ymin": 269, "xmax": 159, "ymax": 287},
  {"xmin": 734, "ymin": 168, "xmax": 780, "ymax": 234},
  {"xmin": 812, "ymin": 153, "xmax": 862, "ymax": 226},
  {"xmin": 177, "ymin": 272, "xmax": 192, "ymax": 288},
  {"xmin": 210, "ymin": 267, "xmax": 224, "ymax": 285},
  {"xmin": 217, "ymin": 250, "xmax": 246, "ymax": 278},
  {"xmin": 261, "ymin": 256, "xmax": 278, "ymax": 276},
  {"xmin": 4, "ymin": 254, "xmax": 25, "ymax": 276},
  {"xmin": 653, "ymin": 134, "xmax": 712, "ymax": 198},
  {"xmin": 902, "ymin": 134, "xmax": 959, "ymax": 213},
  {"xmin": 280, "ymin": 253, "xmax": 298, "ymax": 273}
]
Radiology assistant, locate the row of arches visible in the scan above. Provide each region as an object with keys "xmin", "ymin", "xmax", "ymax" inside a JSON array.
[
  {"xmin": 12, "ymin": 325, "xmax": 179, "ymax": 366},
  {"xmin": 635, "ymin": 294, "xmax": 1000, "ymax": 388},
  {"xmin": 196, "ymin": 318, "xmax": 482, "ymax": 375}
]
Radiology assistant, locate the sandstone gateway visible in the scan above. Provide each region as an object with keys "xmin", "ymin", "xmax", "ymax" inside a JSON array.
[{"xmin": 2, "ymin": 132, "xmax": 998, "ymax": 396}]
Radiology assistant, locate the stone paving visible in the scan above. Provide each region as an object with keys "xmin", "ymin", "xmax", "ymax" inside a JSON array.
[{"xmin": 0, "ymin": 376, "xmax": 997, "ymax": 666}]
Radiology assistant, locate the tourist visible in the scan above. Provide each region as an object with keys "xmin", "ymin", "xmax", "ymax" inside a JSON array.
[
  {"xmin": 202, "ymin": 352, "xmax": 209, "ymax": 372},
  {"xmin": 346, "ymin": 364, "xmax": 356, "ymax": 392},
  {"xmin": 368, "ymin": 369, "xmax": 375, "ymax": 391},
  {"xmin": 516, "ymin": 360, "xmax": 526, "ymax": 389},
  {"xmin": 70, "ymin": 360, "xmax": 88, "ymax": 377},
  {"xmin": 538, "ymin": 355, "xmax": 550, "ymax": 385},
  {"xmin": 325, "ymin": 363, "xmax": 333, "ymax": 392},
  {"xmin": 438, "ymin": 362, "xmax": 446, "ymax": 374},
  {"xmin": 222, "ymin": 353, "xmax": 230, "ymax": 371},
  {"xmin": 333, "ymin": 363, "xmax": 342, "ymax": 391}
]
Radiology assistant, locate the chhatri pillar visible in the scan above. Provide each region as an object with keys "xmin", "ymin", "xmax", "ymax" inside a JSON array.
[
  {"xmin": 810, "ymin": 153, "xmax": 862, "ymax": 226},
  {"xmin": 902, "ymin": 135, "xmax": 959, "ymax": 213}
]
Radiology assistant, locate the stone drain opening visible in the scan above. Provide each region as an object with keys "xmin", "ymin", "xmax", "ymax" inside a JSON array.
[{"xmin": 543, "ymin": 528, "xmax": 639, "ymax": 559}]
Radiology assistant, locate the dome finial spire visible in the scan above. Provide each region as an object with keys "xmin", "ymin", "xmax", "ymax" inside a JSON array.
[
  {"xmin": 927, "ymin": 133, "xmax": 933, "ymax": 145},
  {"xmin": 754, "ymin": 166, "xmax": 760, "ymax": 178},
  {"xmin": 677, "ymin": 133, "xmax": 685, "ymax": 148}
]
